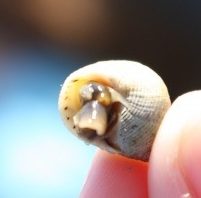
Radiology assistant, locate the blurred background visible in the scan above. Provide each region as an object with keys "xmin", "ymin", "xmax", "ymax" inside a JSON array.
[{"xmin": 0, "ymin": 1, "xmax": 201, "ymax": 197}]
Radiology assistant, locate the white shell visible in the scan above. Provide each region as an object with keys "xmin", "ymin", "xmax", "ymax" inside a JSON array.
[{"xmin": 58, "ymin": 60, "xmax": 171, "ymax": 161}]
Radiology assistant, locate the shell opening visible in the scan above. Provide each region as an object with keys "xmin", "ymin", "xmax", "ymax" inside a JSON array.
[{"xmin": 73, "ymin": 82, "xmax": 129, "ymax": 139}]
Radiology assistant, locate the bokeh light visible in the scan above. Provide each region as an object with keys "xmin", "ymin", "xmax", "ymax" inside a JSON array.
[{"xmin": 0, "ymin": 48, "xmax": 96, "ymax": 198}]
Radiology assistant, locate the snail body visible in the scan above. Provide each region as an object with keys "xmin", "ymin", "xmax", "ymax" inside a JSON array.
[{"xmin": 58, "ymin": 60, "xmax": 171, "ymax": 161}]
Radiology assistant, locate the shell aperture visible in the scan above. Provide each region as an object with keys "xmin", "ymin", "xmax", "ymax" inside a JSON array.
[
  {"xmin": 74, "ymin": 82, "xmax": 129, "ymax": 139},
  {"xmin": 58, "ymin": 60, "xmax": 171, "ymax": 161}
]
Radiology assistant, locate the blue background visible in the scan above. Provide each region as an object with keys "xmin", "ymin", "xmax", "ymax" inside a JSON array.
[{"xmin": 0, "ymin": 48, "xmax": 97, "ymax": 198}]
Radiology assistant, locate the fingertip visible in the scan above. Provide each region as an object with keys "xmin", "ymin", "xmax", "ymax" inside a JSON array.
[
  {"xmin": 80, "ymin": 151, "xmax": 148, "ymax": 198},
  {"xmin": 149, "ymin": 91, "xmax": 201, "ymax": 198}
]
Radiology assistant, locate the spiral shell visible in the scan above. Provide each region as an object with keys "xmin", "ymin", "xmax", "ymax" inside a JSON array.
[{"xmin": 58, "ymin": 60, "xmax": 171, "ymax": 161}]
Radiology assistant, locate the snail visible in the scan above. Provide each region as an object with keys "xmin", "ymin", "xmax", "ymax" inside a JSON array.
[{"xmin": 58, "ymin": 60, "xmax": 171, "ymax": 161}]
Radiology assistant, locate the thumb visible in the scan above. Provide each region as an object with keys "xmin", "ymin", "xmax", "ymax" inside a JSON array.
[{"xmin": 149, "ymin": 91, "xmax": 201, "ymax": 198}]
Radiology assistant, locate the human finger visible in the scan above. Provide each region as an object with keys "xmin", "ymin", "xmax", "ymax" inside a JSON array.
[
  {"xmin": 80, "ymin": 150, "xmax": 148, "ymax": 198},
  {"xmin": 149, "ymin": 91, "xmax": 201, "ymax": 198}
]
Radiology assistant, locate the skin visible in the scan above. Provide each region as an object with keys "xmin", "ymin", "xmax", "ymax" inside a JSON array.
[{"xmin": 80, "ymin": 91, "xmax": 201, "ymax": 198}]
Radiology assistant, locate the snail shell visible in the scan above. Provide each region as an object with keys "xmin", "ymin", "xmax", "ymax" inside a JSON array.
[{"xmin": 58, "ymin": 60, "xmax": 171, "ymax": 161}]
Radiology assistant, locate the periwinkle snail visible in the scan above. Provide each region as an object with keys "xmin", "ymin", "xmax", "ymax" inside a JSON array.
[{"xmin": 58, "ymin": 60, "xmax": 171, "ymax": 161}]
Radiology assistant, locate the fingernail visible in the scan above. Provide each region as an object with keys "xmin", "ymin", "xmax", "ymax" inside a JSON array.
[{"xmin": 149, "ymin": 91, "xmax": 201, "ymax": 198}]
